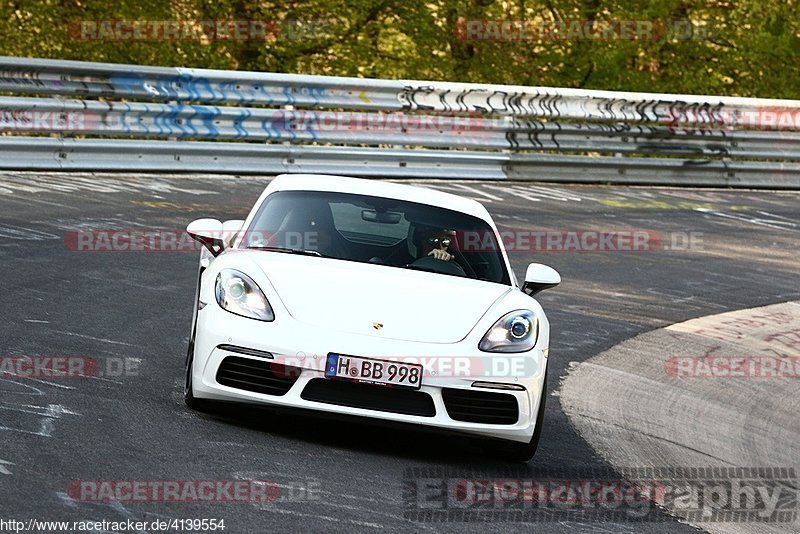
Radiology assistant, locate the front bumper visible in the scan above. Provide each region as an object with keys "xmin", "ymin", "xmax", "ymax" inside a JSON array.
[{"xmin": 192, "ymin": 304, "xmax": 547, "ymax": 443}]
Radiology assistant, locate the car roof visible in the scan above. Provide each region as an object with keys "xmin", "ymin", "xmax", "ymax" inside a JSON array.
[{"xmin": 265, "ymin": 174, "xmax": 493, "ymax": 222}]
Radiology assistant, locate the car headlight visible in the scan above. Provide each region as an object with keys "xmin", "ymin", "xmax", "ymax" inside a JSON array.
[
  {"xmin": 215, "ymin": 269, "xmax": 274, "ymax": 321},
  {"xmin": 479, "ymin": 310, "xmax": 538, "ymax": 353}
]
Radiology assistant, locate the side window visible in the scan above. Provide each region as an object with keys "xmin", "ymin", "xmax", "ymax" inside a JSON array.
[{"xmin": 329, "ymin": 202, "xmax": 410, "ymax": 244}]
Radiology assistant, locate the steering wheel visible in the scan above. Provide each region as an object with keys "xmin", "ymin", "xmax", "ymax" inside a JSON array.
[{"xmin": 406, "ymin": 255, "xmax": 467, "ymax": 277}]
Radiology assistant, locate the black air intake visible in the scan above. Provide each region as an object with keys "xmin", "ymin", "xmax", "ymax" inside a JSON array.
[
  {"xmin": 216, "ymin": 356, "xmax": 301, "ymax": 396},
  {"xmin": 442, "ymin": 388, "xmax": 519, "ymax": 424},
  {"xmin": 301, "ymin": 378, "xmax": 435, "ymax": 417}
]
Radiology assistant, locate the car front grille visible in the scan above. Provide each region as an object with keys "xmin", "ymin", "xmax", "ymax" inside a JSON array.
[
  {"xmin": 301, "ymin": 378, "xmax": 436, "ymax": 417},
  {"xmin": 216, "ymin": 356, "xmax": 301, "ymax": 396},
  {"xmin": 441, "ymin": 388, "xmax": 519, "ymax": 425}
]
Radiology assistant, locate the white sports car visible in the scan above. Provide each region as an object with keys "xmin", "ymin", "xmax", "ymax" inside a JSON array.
[{"xmin": 184, "ymin": 174, "xmax": 560, "ymax": 461}]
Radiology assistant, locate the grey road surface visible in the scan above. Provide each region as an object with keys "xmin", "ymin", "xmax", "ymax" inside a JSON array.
[{"xmin": 0, "ymin": 172, "xmax": 797, "ymax": 532}]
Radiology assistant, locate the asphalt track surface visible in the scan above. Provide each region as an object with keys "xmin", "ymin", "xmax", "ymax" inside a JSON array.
[
  {"xmin": 561, "ymin": 300, "xmax": 800, "ymax": 534},
  {"xmin": 0, "ymin": 172, "xmax": 798, "ymax": 533}
]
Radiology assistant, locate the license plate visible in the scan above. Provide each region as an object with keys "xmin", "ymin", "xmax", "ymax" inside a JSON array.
[{"xmin": 325, "ymin": 353, "xmax": 422, "ymax": 390}]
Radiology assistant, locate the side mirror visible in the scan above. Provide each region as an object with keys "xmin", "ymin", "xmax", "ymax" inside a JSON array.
[
  {"xmin": 522, "ymin": 263, "xmax": 561, "ymax": 296},
  {"xmin": 222, "ymin": 219, "xmax": 245, "ymax": 247},
  {"xmin": 187, "ymin": 218, "xmax": 224, "ymax": 256}
]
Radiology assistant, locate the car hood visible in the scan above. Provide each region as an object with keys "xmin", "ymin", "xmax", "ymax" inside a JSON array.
[{"xmin": 250, "ymin": 252, "xmax": 511, "ymax": 343}]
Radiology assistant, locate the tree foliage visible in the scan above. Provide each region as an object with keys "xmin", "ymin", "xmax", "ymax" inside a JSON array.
[{"xmin": 1, "ymin": 0, "xmax": 798, "ymax": 98}]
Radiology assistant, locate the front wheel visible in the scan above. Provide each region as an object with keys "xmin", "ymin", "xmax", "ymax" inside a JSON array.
[{"xmin": 489, "ymin": 376, "xmax": 548, "ymax": 462}]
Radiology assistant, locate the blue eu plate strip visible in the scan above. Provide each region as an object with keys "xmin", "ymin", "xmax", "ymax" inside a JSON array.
[{"xmin": 325, "ymin": 353, "xmax": 339, "ymax": 377}]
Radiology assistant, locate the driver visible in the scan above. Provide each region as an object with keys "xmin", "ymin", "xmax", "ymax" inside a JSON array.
[{"xmin": 418, "ymin": 228, "xmax": 456, "ymax": 261}]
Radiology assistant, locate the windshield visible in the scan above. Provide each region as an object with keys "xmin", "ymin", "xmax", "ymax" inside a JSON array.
[{"xmin": 240, "ymin": 190, "xmax": 511, "ymax": 285}]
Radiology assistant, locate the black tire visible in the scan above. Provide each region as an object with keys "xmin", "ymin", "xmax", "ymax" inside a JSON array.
[
  {"xmin": 184, "ymin": 324, "xmax": 213, "ymax": 411},
  {"xmin": 184, "ymin": 264, "xmax": 214, "ymax": 412},
  {"xmin": 490, "ymin": 375, "xmax": 548, "ymax": 463}
]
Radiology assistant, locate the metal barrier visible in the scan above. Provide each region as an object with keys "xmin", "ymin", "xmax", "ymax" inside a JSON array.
[{"xmin": 2, "ymin": 56, "xmax": 800, "ymax": 187}]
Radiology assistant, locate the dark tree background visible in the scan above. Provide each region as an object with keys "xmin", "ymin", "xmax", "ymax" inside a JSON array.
[{"xmin": 2, "ymin": 0, "xmax": 798, "ymax": 98}]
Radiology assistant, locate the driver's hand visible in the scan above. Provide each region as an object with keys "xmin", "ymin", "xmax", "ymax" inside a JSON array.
[{"xmin": 428, "ymin": 249, "xmax": 453, "ymax": 261}]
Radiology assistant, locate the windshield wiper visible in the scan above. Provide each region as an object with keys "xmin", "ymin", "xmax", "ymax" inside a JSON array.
[{"xmin": 246, "ymin": 245, "xmax": 324, "ymax": 257}]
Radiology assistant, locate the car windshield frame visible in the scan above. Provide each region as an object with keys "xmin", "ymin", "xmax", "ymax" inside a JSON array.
[{"xmin": 239, "ymin": 190, "xmax": 512, "ymax": 286}]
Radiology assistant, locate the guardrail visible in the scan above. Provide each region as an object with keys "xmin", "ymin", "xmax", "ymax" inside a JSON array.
[{"xmin": 2, "ymin": 56, "xmax": 800, "ymax": 187}]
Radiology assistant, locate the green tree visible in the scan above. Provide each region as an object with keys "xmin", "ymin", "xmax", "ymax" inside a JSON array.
[{"xmin": 1, "ymin": 0, "xmax": 798, "ymax": 98}]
